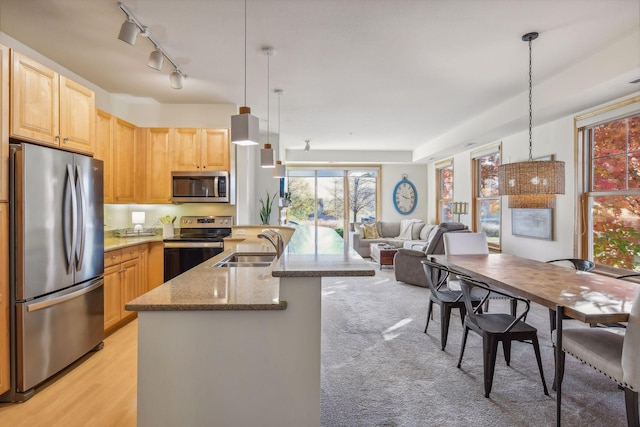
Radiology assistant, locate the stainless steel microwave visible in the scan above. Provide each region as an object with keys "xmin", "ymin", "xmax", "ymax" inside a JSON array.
[{"xmin": 171, "ymin": 171, "xmax": 229, "ymax": 203}]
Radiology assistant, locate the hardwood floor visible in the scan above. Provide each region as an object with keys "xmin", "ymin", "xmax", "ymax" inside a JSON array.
[{"xmin": 0, "ymin": 320, "xmax": 138, "ymax": 427}]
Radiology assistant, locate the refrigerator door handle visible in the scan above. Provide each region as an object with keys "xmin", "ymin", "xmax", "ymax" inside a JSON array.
[
  {"xmin": 65, "ymin": 164, "xmax": 77, "ymax": 274},
  {"xmin": 26, "ymin": 279, "xmax": 103, "ymax": 312},
  {"xmin": 75, "ymin": 164, "xmax": 87, "ymax": 270}
]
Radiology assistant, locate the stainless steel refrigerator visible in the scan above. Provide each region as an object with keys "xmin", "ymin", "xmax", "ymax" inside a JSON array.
[{"xmin": 2, "ymin": 142, "xmax": 105, "ymax": 401}]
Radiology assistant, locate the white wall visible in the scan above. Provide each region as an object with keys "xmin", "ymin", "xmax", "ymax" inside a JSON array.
[{"xmin": 381, "ymin": 164, "xmax": 428, "ymax": 223}]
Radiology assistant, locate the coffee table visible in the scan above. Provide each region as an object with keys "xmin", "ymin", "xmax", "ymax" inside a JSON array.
[{"xmin": 370, "ymin": 243, "xmax": 398, "ymax": 270}]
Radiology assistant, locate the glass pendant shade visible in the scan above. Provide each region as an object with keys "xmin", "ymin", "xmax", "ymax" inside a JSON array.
[
  {"xmin": 261, "ymin": 144, "xmax": 275, "ymax": 168},
  {"xmin": 498, "ymin": 160, "xmax": 565, "ymax": 208},
  {"xmin": 231, "ymin": 106, "xmax": 259, "ymax": 146},
  {"xmin": 118, "ymin": 20, "xmax": 138, "ymax": 45},
  {"xmin": 273, "ymin": 161, "xmax": 286, "ymax": 178}
]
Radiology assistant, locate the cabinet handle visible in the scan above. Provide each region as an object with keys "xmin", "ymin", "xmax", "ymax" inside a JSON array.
[
  {"xmin": 118, "ymin": 269, "xmax": 126, "ymax": 273},
  {"xmin": 203, "ymin": 165, "xmax": 206, "ymax": 169},
  {"xmin": 55, "ymin": 135, "xmax": 60, "ymax": 142},
  {"xmin": 63, "ymin": 137, "xmax": 69, "ymax": 144},
  {"xmin": 111, "ymin": 255, "xmax": 117, "ymax": 259},
  {"xmin": 130, "ymin": 250, "xmax": 135, "ymax": 255}
]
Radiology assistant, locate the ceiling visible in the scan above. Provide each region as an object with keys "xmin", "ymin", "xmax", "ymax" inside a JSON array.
[{"xmin": 0, "ymin": 0, "xmax": 638, "ymax": 162}]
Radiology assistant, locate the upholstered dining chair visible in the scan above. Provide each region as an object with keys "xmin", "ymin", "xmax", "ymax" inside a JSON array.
[
  {"xmin": 552, "ymin": 289, "xmax": 640, "ymax": 427},
  {"xmin": 444, "ymin": 232, "xmax": 517, "ymax": 316},
  {"xmin": 420, "ymin": 259, "xmax": 481, "ymax": 351},
  {"xmin": 457, "ymin": 276, "xmax": 549, "ymax": 399}
]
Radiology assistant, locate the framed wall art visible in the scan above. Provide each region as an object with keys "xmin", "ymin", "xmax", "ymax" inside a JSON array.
[{"xmin": 511, "ymin": 208, "xmax": 553, "ymax": 240}]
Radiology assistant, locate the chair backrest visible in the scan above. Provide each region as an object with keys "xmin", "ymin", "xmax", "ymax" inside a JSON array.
[
  {"xmin": 622, "ymin": 290, "xmax": 640, "ymax": 390},
  {"xmin": 546, "ymin": 258, "xmax": 595, "ymax": 272},
  {"xmin": 421, "ymin": 259, "xmax": 451, "ymax": 299},
  {"xmin": 457, "ymin": 277, "xmax": 488, "ymax": 328},
  {"xmin": 444, "ymin": 232, "xmax": 489, "ymax": 255}
]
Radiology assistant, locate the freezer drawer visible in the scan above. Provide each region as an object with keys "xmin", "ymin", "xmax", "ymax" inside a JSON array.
[{"xmin": 16, "ymin": 278, "xmax": 104, "ymax": 392}]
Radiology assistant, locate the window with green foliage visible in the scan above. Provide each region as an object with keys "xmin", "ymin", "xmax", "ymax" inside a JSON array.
[{"xmin": 583, "ymin": 112, "xmax": 640, "ymax": 272}]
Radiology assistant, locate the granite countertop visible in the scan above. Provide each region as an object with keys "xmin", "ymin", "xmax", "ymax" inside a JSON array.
[
  {"xmin": 104, "ymin": 234, "xmax": 164, "ymax": 251},
  {"xmin": 125, "ymin": 227, "xmax": 375, "ymax": 312}
]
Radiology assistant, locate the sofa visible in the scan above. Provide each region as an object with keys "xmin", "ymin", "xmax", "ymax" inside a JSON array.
[
  {"xmin": 349, "ymin": 220, "xmax": 437, "ymax": 258},
  {"xmin": 393, "ymin": 222, "xmax": 470, "ymax": 288}
]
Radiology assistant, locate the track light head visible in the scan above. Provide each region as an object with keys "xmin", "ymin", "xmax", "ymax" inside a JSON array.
[
  {"xmin": 304, "ymin": 140, "xmax": 311, "ymax": 151},
  {"xmin": 170, "ymin": 70, "xmax": 183, "ymax": 89},
  {"xmin": 118, "ymin": 19, "xmax": 138, "ymax": 45},
  {"xmin": 148, "ymin": 49, "xmax": 164, "ymax": 71}
]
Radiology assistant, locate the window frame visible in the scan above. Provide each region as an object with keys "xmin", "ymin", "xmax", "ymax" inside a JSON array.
[
  {"xmin": 435, "ymin": 158, "xmax": 454, "ymax": 224},
  {"xmin": 471, "ymin": 143, "xmax": 502, "ymax": 251}
]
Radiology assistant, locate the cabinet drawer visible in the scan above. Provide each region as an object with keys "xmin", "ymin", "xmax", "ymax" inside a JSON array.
[
  {"xmin": 121, "ymin": 245, "xmax": 139, "ymax": 262},
  {"xmin": 104, "ymin": 249, "xmax": 122, "ymax": 267}
]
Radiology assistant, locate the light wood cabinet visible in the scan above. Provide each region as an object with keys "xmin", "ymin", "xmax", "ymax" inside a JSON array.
[
  {"xmin": 0, "ymin": 203, "xmax": 9, "ymax": 395},
  {"xmin": 10, "ymin": 51, "xmax": 95, "ymax": 155},
  {"xmin": 103, "ymin": 264, "xmax": 122, "ymax": 331},
  {"xmin": 112, "ymin": 118, "xmax": 137, "ymax": 203},
  {"xmin": 94, "ymin": 110, "xmax": 114, "ymax": 203},
  {"xmin": 147, "ymin": 242, "xmax": 164, "ymax": 292},
  {"xmin": 172, "ymin": 128, "xmax": 229, "ymax": 171},
  {"xmin": 137, "ymin": 244, "xmax": 148, "ymax": 294},
  {"xmin": 0, "ymin": 44, "xmax": 8, "ymax": 202},
  {"xmin": 103, "ymin": 246, "xmax": 142, "ymax": 331},
  {"xmin": 120, "ymin": 257, "xmax": 140, "ymax": 321},
  {"xmin": 141, "ymin": 128, "xmax": 172, "ymax": 203}
]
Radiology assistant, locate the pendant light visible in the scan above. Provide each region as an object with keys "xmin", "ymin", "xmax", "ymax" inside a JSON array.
[
  {"xmin": 231, "ymin": 0, "xmax": 259, "ymax": 146},
  {"xmin": 498, "ymin": 32, "xmax": 565, "ymax": 209},
  {"xmin": 260, "ymin": 47, "xmax": 275, "ymax": 167},
  {"xmin": 273, "ymin": 89, "xmax": 286, "ymax": 178}
]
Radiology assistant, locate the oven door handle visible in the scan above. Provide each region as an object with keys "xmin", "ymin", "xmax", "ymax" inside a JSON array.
[{"xmin": 163, "ymin": 241, "xmax": 224, "ymax": 249}]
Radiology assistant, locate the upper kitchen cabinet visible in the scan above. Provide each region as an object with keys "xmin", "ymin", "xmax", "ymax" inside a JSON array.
[
  {"xmin": 0, "ymin": 44, "xmax": 9, "ymax": 202},
  {"xmin": 10, "ymin": 51, "xmax": 95, "ymax": 155},
  {"xmin": 172, "ymin": 128, "xmax": 229, "ymax": 171},
  {"xmin": 112, "ymin": 118, "xmax": 138, "ymax": 203},
  {"xmin": 139, "ymin": 128, "xmax": 172, "ymax": 204},
  {"xmin": 94, "ymin": 110, "xmax": 114, "ymax": 203}
]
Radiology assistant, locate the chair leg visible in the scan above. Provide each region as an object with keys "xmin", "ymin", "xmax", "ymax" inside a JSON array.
[
  {"xmin": 459, "ymin": 306, "xmax": 467, "ymax": 327},
  {"xmin": 424, "ymin": 300, "xmax": 433, "ymax": 333},
  {"xmin": 441, "ymin": 304, "xmax": 452, "ymax": 351},
  {"xmin": 624, "ymin": 388, "xmax": 639, "ymax": 427},
  {"xmin": 531, "ymin": 336, "xmax": 549, "ymax": 396},
  {"xmin": 483, "ymin": 335, "xmax": 499, "ymax": 398},
  {"xmin": 457, "ymin": 327, "xmax": 469, "ymax": 369},
  {"xmin": 502, "ymin": 339, "xmax": 511, "ymax": 366}
]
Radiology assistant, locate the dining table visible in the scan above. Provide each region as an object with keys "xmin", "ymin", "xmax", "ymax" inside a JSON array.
[{"xmin": 431, "ymin": 253, "xmax": 639, "ymax": 427}]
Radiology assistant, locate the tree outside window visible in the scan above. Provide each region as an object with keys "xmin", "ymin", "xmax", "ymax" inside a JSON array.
[
  {"xmin": 436, "ymin": 162, "xmax": 453, "ymax": 223},
  {"xmin": 474, "ymin": 151, "xmax": 501, "ymax": 248}
]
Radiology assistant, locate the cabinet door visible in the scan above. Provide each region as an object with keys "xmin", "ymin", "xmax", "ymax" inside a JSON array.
[
  {"xmin": 10, "ymin": 51, "xmax": 59, "ymax": 146},
  {"xmin": 171, "ymin": 128, "xmax": 201, "ymax": 171},
  {"xmin": 0, "ymin": 44, "xmax": 8, "ymax": 202},
  {"xmin": 113, "ymin": 118, "xmax": 137, "ymax": 203},
  {"xmin": 138, "ymin": 244, "xmax": 148, "ymax": 294},
  {"xmin": 0, "ymin": 203, "xmax": 9, "ymax": 394},
  {"xmin": 120, "ymin": 257, "xmax": 140, "ymax": 320},
  {"xmin": 103, "ymin": 264, "xmax": 122, "ymax": 331},
  {"xmin": 95, "ymin": 110, "xmax": 114, "ymax": 203},
  {"xmin": 144, "ymin": 128, "xmax": 172, "ymax": 203},
  {"xmin": 200, "ymin": 128, "xmax": 229, "ymax": 171},
  {"xmin": 147, "ymin": 242, "xmax": 164, "ymax": 291},
  {"xmin": 59, "ymin": 76, "xmax": 95, "ymax": 155}
]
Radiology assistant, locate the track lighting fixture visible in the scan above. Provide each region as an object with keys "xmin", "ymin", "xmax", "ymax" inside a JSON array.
[
  {"xmin": 117, "ymin": 2, "xmax": 186, "ymax": 89},
  {"xmin": 304, "ymin": 140, "xmax": 311, "ymax": 151},
  {"xmin": 273, "ymin": 89, "xmax": 286, "ymax": 178},
  {"xmin": 231, "ymin": 0, "xmax": 259, "ymax": 145}
]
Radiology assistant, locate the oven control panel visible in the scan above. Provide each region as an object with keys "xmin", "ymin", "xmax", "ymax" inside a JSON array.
[{"xmin": 180, "ymin": 216, "xmax": 234, "ymax": 228}]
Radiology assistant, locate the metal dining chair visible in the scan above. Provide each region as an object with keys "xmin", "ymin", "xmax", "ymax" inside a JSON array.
[
  {"xmin": 457, "ymin": 276, "xmax": 549, "ymax": 399},
  {"xmin": 552, "ymin": 289, "xmax": 640, "ymax": 427},
  {"xmin": 420, "ymin": 259, "xmax": 481, "ymax": 351}
]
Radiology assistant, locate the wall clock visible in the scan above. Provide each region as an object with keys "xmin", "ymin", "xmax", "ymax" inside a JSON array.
[{"xmin": 393, "ymin": 175, "xmax": 417, "ymax": 215}]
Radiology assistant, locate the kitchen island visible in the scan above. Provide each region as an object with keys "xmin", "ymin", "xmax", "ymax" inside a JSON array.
[{"xmin": 126, "ymin": 226, "xmax": 375, "ymax": 427}]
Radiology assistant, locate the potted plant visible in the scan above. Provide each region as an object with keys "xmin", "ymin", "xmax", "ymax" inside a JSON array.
[
  {"xmin": 279, "ymin": 192, "xmax": 291, "ymax": 208},
  {"xmin": 259, "ymin": 191, "xmax": 278, "ymax": 225}
]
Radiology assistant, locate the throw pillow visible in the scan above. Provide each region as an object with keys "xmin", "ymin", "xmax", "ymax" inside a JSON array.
[
  {"xmin": 353, "ymin": 223, "xmax": 365, "ymax": 238},
  {"xmin": 411, "ymin": 222, "xmax": 426, "ymax": 240},
  {"xmin": 420, "ymin": 224, "xmax": 436, "ymax": 241},
  {"xmin": 363, "ymin": 223, "xmax": 380, "ymax": 239}
]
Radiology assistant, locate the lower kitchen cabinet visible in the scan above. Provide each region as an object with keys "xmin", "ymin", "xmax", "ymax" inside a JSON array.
[{"xmin": 103, "ymin": 241, "xmax": 165, "ymax": 333}]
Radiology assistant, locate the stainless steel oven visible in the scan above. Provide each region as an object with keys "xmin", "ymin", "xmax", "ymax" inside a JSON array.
[{"xmin": 163, "ymin": 216, "xmax": 233, "ymax": 281}]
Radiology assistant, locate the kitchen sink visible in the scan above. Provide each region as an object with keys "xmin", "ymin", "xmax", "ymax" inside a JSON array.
[{"xmin": 213, "ymin": 253, "xmax": 276, "ymax": 268}]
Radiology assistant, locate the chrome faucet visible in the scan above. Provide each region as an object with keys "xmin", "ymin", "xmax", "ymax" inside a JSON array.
[{"xmin": 258, "ymin": 229, "xmax": 284, "ymax": 258}]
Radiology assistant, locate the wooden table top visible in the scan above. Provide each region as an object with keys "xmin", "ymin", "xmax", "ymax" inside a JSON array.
[{"xmin": 432, "ymin": 253, "xmax": 638, "ymax": 324}]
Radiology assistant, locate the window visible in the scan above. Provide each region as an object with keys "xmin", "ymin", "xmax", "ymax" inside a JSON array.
[
  {"xmin": 436, "ymin": 160, "xmax": 454, "ymax": 223},
  {"xmin": 472, "ymin": 146, "xmax": 501, "ymax": 249},
  {"xmin": 580, "ymin": 108, "xmax": 640, "ymax": 272}
]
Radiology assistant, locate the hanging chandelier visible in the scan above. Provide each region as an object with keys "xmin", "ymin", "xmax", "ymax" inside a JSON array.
[{"xmin": 498, "ymin": 32, "xmax": 565, "ymax": 209}]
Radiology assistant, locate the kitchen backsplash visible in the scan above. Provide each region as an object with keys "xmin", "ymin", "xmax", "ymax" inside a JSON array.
[{"xmin": 104, "ymin": 204, "xmax": 236, "ymax": 231}]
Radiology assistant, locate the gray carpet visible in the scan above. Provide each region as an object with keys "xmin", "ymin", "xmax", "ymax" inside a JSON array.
[{"xmin": 320, "ymin": 261, "xmax": 628, "ymax": 426}]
